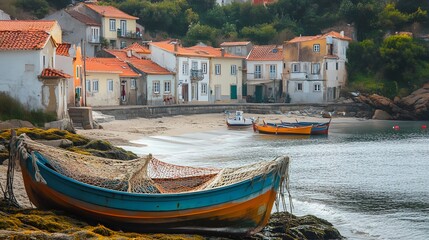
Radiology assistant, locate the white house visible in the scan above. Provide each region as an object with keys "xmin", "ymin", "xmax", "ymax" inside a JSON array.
[
  {"xmin": 246, "ymin": 45, "xmax": 283, "ymax": 103},
  {"xmin": 0, "ymin": 30, "xmax": 71, "ymax": 119},
  {"xmin": 150, "ymin": 40, "xmax": 211, "ymax": 103}
]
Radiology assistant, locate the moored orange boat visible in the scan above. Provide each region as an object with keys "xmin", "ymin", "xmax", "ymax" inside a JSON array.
[{"xmin": 253, "ymin": 123, "xmax": 312, "ymax": 135}]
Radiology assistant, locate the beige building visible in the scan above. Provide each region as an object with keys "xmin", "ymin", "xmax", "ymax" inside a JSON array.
[{"xmin": 283, "ymin": 31, "xmax": 352, "ymax": 103}]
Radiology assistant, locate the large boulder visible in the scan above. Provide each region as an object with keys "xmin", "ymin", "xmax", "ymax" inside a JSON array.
[
  {"xmin": 0, "ymin": 119, "xmax": 34, "ymax": 130},
  {"xmin": 372, "ymin": 109, "xmax": 392, "ymax": 120},
  {"xmin": 397, "ymin": 87, "xmax": 429, "ymax": 120}
]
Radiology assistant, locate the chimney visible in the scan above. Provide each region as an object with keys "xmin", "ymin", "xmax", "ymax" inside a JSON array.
[
  {"xmin": 174, "ymin": 43, "xmax": 178, "ymax": 52},
  {"xmin": 221, "ymin": 47, "xmax": 225, "ymax": 57},
  {"xmin": 340, "ymin": 31, "xmax": 344, "ymax": 37},
  {"xmin": 127, "ymin": 50, "xmax": 132, "ymax": 58}
]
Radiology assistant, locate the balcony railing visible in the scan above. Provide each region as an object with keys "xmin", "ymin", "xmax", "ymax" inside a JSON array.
[
  {"xmin": 117, "ymin": 30, "xmax": 143, "ymax": 39},
  {"xmin": 190, "ymin": 69, "xmax": 204, "ymax": 81},
  {"xmin": 88, "ymin": 37, "xmax": 100, "ymax": 44}
]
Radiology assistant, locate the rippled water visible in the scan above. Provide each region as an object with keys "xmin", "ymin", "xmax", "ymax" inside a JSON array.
[{"xmin": 124, "ymin": 120, "xmax": 429, "ymax": 240}]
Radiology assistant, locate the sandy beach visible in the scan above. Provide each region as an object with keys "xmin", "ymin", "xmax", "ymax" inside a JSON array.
[{"xmin": 1, "ymin": 113, "xmax": 359, "ymax": 208}]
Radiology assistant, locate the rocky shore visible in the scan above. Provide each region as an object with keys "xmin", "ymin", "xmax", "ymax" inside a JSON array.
[{"xmin": 0, "ymin": 123, "xmax": 344, "ymax": 240}]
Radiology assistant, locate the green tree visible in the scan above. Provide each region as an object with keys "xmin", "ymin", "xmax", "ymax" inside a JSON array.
[
  {"xmin": 202, "ymin": 5, "xmax": 227, "ymax": 28},
  {"xmin": 240, "ymin": 23, "xmax": 277, "ymax": 44},
  {"xmin": 184, "ymin": 23, "xmax": 219, "ymax": 46},
  {"xmin": 16, "ymin": 0, "xmax": 49, "ymax": 19},
  {"xmin": 379, "ymin": 34, "xmax": 427, "ymax": 87},
  {"xmin": 347, "ymin": 39, "xmax": 380, "ymax": 78}
]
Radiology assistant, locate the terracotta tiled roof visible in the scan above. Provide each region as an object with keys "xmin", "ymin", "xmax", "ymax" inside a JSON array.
[
  {"xmin": 189, "ymin": 45, "xmax": 244, "ymax": 58},
  {"xmin": 66, "ymin": 9, "xmax": 100, "ymax": 26},
  {"xmin": 40, "ymin": 68, "xmax": 72, "ymax": 78},
  {"xmin": 288, "ymin": 31, "xmax": 352, "ymax": 43},
  {"xmin": 128, "ymin": 59, "xmax": 172, "ymax": 75},
  {"xmin": 85, "ymin": 4, "xmax": 138, "ymax": 20},
  {"xmin": 0, "ymin": 30, "xmax": 50, "ymax": 50},
  {"xmin": 0, "ymin": 20, "xmax": 57, "ymax": 31},
  {"xmin": 103, "ymin": 49, "xmax": 130, "ymax": 61},
  {"xmin": 56, "ymin": 43, "xmax": 71, "ymax": 56},
  {"xmin": 150, "ymin": 41, "xmax": 243, "ymax": 58},
  {"xmin": 247, "ymin": 45, "xmax": 283, "ymax": 61},
  {"xmin": 220, "ymin": 41, "xmax": 251, "ymax": 46},
  {"xmin": 86, "ymin": 57, "xmax": 140, "ymax": 77},
  {"xmin": 123, "ymin": 42, "xmax": 150, "ymax": 54}
]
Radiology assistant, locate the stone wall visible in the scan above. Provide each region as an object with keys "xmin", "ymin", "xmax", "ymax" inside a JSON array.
[{"xmin": 92, "ymin": 103, "xmax": 372, "ymax": 120}]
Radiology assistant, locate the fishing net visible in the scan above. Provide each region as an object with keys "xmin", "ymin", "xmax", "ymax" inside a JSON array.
[{"xmin": 13, "ymin": 134, "xmax": 290, "ymax": 196}]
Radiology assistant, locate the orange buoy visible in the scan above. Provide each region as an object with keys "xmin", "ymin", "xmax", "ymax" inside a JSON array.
[{"xmin": 393, "ymin": 125, "xmax": 400, "ymax": 130}]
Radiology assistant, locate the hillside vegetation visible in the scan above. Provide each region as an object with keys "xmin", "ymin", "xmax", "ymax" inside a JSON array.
[{"xmin": 3, "ymin": 0, "xmax": 429, "ymax": 98}]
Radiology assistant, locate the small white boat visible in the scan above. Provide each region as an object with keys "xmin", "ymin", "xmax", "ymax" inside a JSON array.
[{"xmin": 226, "ymin": 111, "xmax": 255, "ymax": 127}]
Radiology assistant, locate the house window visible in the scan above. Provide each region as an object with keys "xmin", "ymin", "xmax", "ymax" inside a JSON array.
[
  {"xmin": 164, "ymin": 81, "xmax": 171, "ymax": 93},
  {"xmin": 313, "ymin": 44, "xmax": 320, "ymax": 52},
  {"xmin": 311, "ymin": 63, "xmax": 320, "ymax": 74},
  {"xmin": 254, "ymin": 65, "xmax": 262, "ymax": 78},
  {"xmin": 43, "ymin": 56, "xmax": 46, "ymax": 68},
  {"xmin": 215, "ymin": 64, "xmax": 221, "ymax": 75},
  {"xmin": 107, "ymin": 80, "xmax": 114, "ymax": 92},
  {"xmin": 325, "ymin": 62, "xmax": 328, "ymax": 70},
  {"xmin": 314, "ymin": 83, "xmax": 321, "ymax": 92},
  {"xmin": 296, "ymin": 82, "xmax": 303, "ymax": 91},
  {"xmin": 130, "ymin": 79, "xmax": 136, "ymax": 89},
  {"xmin": 76, "ymin": 66, "xmax": 80, "ymax": 79},
  {"xmin": 92, "ymin": 80, "xmax": 99, "ymax": 92},
  {"xmin": 109, "ymin": 19, "xmax": 116, "ymax": 31},
  {"xmin": 191, "ymin": 61, "xmax": 198, "ymax": 70},
  {"xmin": 231, "ymin": 65, "xmax": 237, "ymax": 75},
  {"xmin": 153, "ymin": 81, "xmax": 160, "ymax": 94},
  {"xmin": 202, "ymin": 62, "xmax": 207, "ymax": 74},
  {"xmin": 91, "ymin": 27, "xmax": 100, "ymax": 42},
  {"xmin": 269, "ymin": 64, "xmax": 276, "ymax": 79},
  {"xmin": 201, "ymin": 83, "xmax": 208, "ymax": 95},
  {"xmin": 120, "ymin": 20, "xmax": 127, "ymax": 37},
  {"xmin": 236, "ymin": 47, "xmax": 242, "ymax": 54},
  {"xmin": 182, "ymin": 62, "xmax": 189, "ymax": 75},
  {"xmin": 86, "ymin": 80, "xmax": 91, "ymax": 92},
  {"xmin": 336, "ymin": 62, "xmax": 339, "ymax": 70},
  {"xmin": 292, "ymin": 63, "xmax": 300, "ymax": 72}
]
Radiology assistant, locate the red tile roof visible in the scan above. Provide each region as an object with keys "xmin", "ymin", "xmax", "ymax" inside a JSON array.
[
  {"xmin": 85, "ymin": 4, "xmax": 138, "ymax": 20},
  {"xmin": 151, "ymin": 41, "xmax": 243, "ymax": 58},
  {"xmin": 220, "ymin": 41, "xmax": 251, "ymax": 46},
  {"xmin": 124, "ymin": 42, "xmax": 150, "ymax": 54},
  {"xmin": 56, "ymin": 43, "xmax": 71, "ymax": 56},
  {"xmin": 66, "ymin": 9, "xmax": 100, "ymax": 26},
  {"xmin": 247, "ymin": 45, "xmax": 283, "ymax": 61},
  {"xmin": 103, "ymin": 49, "xmax": 130, "ymax": 61},
  {"xmin": 128, "ymin": 58, "xmax": 172, "ymax": 75},
  {"xmin": 0, "ymin": 30, "xmax": 50, "ymax": 50},
  {"xmin": 86, "ymin": 57, "xmax": 140, "ymax": 77},
  {"xmin": 40, "ymin": 68, "xmax": 72, "ymax": 78},
  {"xmin": 288, "ymin": 31, "xmax": 352, "ymax": 43},
  {"xmin": 0, "ymin": 20, "xmax": 57, "ymax": 31}
]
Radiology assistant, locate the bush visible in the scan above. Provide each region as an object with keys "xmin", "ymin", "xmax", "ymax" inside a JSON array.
[{"xmin": 0, "ymin": 92, "xmax": 57, "ymax": 126}]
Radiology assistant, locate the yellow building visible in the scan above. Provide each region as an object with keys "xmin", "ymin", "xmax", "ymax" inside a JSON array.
[
  {"xmin": 283, "ymin": 31, "xmax": 352, "ymax": 103},
  {"xmin": 83, "ymin": 3, "xmax": 140, "ymax": 49}
]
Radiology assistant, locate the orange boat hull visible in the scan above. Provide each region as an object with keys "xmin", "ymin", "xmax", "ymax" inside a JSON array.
[{"xmin": 254, "ymin": 124, "xmax": 312, "ymax": 135}]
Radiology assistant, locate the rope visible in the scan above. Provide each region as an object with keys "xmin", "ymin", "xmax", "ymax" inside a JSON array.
[{"xmin": 4, "ymin": 130, "xmax": 20, "ymax": 208}]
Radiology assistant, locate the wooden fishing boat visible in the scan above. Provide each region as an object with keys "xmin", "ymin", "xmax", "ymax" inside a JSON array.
[
  {"xmin": 253, "ymin": 122, "xmax": 312, "ymax": 135},
  {"xmin": 10, "ymin": 133, "xmax": 290, "ymax": 235},
  {"xmin": 280, "ymin": 119, "xmax": 331, "ymax": 135},
  {"xmin": 226, "ymin": 111, "xmax": 255, "ymax": 127}
]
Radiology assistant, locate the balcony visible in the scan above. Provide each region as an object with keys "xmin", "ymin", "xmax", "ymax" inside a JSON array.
[
  {"xmin": 288, "ymin": 72, "xmax": 307, "ymax": 80},
  {"xmin": 190, "ymin": 69, "xmax": 204, "ymax": 81},
  {"xmin": 88, "ymin": 37, "xmax": 100, "ymax": 44},
  {"xmin": 117, "ymin": 30, "xmax": 143, "ymax": 39}
]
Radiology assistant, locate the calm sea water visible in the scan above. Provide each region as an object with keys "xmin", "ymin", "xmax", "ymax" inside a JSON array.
[{"xmin": 124, "ymin": 119, "xmax": 429, "ymax": 240}]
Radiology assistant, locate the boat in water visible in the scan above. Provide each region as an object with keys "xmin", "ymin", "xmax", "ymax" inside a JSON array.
[
  {"xmin": 226, "ymin": 111, "xmax": 255, "ymax": 127},
  {"xmin": 280, "ymin": 119, "xmax": 331, "ymax": 135},
  {"xmin": 253, "ymin": 122, "xmax": 312, "ymax": 135},
  {"xmin": 10, "ymin": 133, "xmax": 291, "ymax": 235}
]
